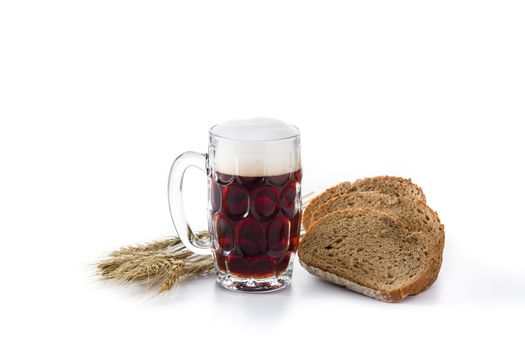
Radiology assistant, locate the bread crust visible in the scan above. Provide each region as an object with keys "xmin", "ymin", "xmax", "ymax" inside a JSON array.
[
  {"xmin": 352, "ymin": 176, "xmax": 427, "ymax": 203},
  {"xmin": 303, "ymin": 176, "xmax": 427, "ymax": 231},
  {"xmin": 298, "ymin": 208, "xmax": 439, "ymax": 302},
  {"xmin": 302, "ymin": 181, "xmax": 352, "ymax": 231}
]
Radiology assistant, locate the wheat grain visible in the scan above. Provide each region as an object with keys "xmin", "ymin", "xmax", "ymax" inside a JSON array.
[{"xmin": 158, "ymin": 261, "xmax": 185, "ymax": 293}]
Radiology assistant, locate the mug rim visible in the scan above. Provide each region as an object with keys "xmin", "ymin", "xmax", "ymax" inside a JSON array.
[{"xmin": 209, "ymin": 123, "xmax": 300, "ymax": 142}]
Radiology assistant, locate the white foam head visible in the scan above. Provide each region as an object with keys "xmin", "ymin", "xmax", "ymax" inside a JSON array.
[{"xmin": 209, "ymin": 117, "xmax": 301, "ymax": 176}]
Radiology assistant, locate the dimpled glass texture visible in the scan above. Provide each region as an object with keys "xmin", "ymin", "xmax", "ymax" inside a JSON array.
[{"xmin": 209, "ymin": 169, "xmax": 302, "ymax": 279}]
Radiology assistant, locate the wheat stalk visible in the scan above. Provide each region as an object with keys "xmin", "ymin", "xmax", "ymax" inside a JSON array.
[{"xmin": 96, "ymin": 192, "xmax": 314, "ymax": 294}]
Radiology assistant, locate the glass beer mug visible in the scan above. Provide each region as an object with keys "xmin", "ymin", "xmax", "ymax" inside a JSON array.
[{"xmin": 168, "ymin": 118, "xmax": 302, "ymax": 292}]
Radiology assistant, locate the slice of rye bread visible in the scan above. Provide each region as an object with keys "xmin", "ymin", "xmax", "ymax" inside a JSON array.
[
  {"xmin": 311, "ymin": 191, "xmax": 444, "ymax": 254},
  {"xmin": 310, "ymin": 191, "xmax": 445, "ymax": 284},
  {"xmin": 303, "ymin": 176, "xmax": 426, "ymax": 230},
  {"xmin": 298, "ymin": 208, "xmax": 437, "ymax": 302}
]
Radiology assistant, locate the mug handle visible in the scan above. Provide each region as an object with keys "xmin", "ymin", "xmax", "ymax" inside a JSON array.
[{"xmin": 168, "ymin": 151, "xmax": 213, "ymax": 255}]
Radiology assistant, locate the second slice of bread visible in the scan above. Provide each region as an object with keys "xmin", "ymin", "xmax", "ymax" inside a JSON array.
[
  {"xmin": 311, "ymin": 192, "xmax": 444, "ymax": 255},
  {"xmin": 303, "ymin": 176, "xmax": 426, "ymax": 230}
]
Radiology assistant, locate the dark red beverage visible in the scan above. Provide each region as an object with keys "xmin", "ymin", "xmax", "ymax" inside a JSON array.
[{"xmin": 208, "ymin": 169, "xmax": 302, "ymax": 278}]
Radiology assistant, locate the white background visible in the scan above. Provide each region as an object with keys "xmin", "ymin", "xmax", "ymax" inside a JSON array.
[{"xmin": 1, "ymin": 1, "xmax": 524, "ymax": 349}]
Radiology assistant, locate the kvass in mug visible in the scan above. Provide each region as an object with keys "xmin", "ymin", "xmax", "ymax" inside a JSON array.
[{"xmin": 168, "ymin": 118, "xmax": 301, "ymax": 292}]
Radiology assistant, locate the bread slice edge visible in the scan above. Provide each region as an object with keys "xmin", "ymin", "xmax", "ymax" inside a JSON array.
[{"xmin": 302, "ymin": 181, "xmax": 353, "ymax": 230}]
